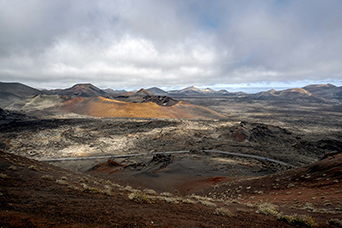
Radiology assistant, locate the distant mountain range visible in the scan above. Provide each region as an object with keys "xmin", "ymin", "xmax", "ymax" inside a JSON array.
[
  {"xmin": 165, "ymin": 86, "xmax": 231, "ymax": 96},
  {"xmin": 251, "ymin": 85, "xmax": 342, "ymax": 102},
  {"xmin": 0, "ymin": 82, "xmax": 225, "ymax": 119},
  {"xmin": 2, "ymin": 81, "xmax": 342, "ymax": 101},
  {"xmin": 147, "ymin": 84, "xmax": 342, "ymax": 101},
  {"xmin": 1, "ymin": 81, "xmax": 342, "ymax": 118}
]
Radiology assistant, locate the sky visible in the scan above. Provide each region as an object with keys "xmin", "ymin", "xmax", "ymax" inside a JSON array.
[{"xmin": 1, "ymin": 0, "xmax": 342, "ymax": 92}]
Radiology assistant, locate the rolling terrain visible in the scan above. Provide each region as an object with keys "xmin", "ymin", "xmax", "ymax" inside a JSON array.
[
  {"xmin": 1, "ymin": 148, "xmax": 341, "ymax": 227},
  {"xmin": 0, "ymin": 83, "xmax": 225, "ymax": 119},
  {"xmin": 0, "ymin": 81, "xmax": 342, "ymax": 227}
]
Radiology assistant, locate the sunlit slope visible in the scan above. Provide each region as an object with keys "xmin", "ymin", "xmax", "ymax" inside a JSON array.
[{"xmin": 54, "ymin": 96, "xmax": 225, "ymax": 119}]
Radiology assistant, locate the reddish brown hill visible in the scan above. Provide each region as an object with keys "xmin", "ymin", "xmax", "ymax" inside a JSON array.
[{"xmin": 51, "ymin": 96, "xmax": 225, "ymax": 119}]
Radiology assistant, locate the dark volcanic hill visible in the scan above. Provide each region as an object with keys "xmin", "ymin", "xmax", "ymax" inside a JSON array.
[
  {"xmin": 171, "ymin": 86, "xmax": 203, "ymax": 95},
  {"xmin": 253, "ymin": 88, "xmax": 324, "ymax": 102},
  {"xmin": 134, "ymin": 88, "xmax": 155, "ymax": 96},
  {"xmin": 0, "ymin": 82, "xmax": 41, "ymax": 108},
  {"xmin": 147, "ymin": 87, "xmax": 168, "ymax": 96},
  {"xmin": 169, "ymin": 86, "xmax": 222, "ymax": 96},
  {"xmin": 0, "ymin": 82, "xmax": 40, "ymax": 98},
  {"xmin": 303, "ymin": 83, "xmax": 342, "ymax": 99},
  {"xmin": 54, "ymin": 83, "xmax": 107, "ymax": 98},
  {"xmin": 168, "ymin": 86, "xmax": 243, "ymax": 97},
  {"xmin": 104, "ymin": 88, "xmax": 127, "ymax": 94}
]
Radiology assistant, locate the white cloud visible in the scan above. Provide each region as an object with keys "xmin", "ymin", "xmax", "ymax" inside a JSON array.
[{"xmin": 0, "ymin": 0, "xmax": 342, "ymax": 89}]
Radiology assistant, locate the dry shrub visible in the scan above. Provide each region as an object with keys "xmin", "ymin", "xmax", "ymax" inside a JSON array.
[
  {"xmin": 199, "ymin": 200, "xmax": 217, "ymax": 207},
  {"xmin": 41, "ymin": 175, "xmax": 54, "ymax": 181},
  {"xmin": 277, "ymin": 213, "xmax": 317, "ymax": 227},
  {"xmin": 56, "ymin": 179, "xmax": 68, "ymax": 185},
  {"xmin": 160, "ymin": 192, "xmax": 173, "ymax": 197},
  {"xmin": 143, "ymin": 189, "xmax": 157, "ymax": 195},
  {"xmin": 68, "ymin": 185, "xmax": 81, "ymax": 191},
  {"xmin": 8, "ymin": 165, "xmax": 17, "ymax": 171},
  {"xmin": 28, "ymin": 165, "xmax": 38, "ymax": 171},
  {"xmin": 128, "ymin": 192, "xmax": 153, "ymax": 204},
  {"xmin": 102, "ymin": 185, "xmax": 113, "ymax": 196},
  {"xmin": 181, "ymin": 198, "xmax": 196, "ymax": 204},
  {"xmin": 0, "ymin": 173, "xmax": 9, "ymax": 179},
  {"xmin": 83, "ymin": 187, "xmax": 100, "ymax": 194},
  {"xmin": 256, "ymin": 203, "xmax": 279, "ymax": 216},
  {"xmin": 158, "ymin": 197, "xmax": 179, "ymax": 204}
]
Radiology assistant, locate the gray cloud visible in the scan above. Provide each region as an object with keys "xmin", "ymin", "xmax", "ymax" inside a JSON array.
[{"xmin": 0, "ymin": 0, "xmax": 341, "ymax": 89}]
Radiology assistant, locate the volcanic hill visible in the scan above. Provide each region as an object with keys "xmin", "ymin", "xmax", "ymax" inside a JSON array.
[
  {"xmin": 50, "ymin": 96, "xmax": 225, "ymax": 119},
  {"xmin": 53, "ymin": 83, "xmax": 107, "ymax": 98},
  {"xmin": 0, "ymin": 82, "xmax": 225, "ymax": 119},
  {"xmin": 0, "ymin": 82, "xmax": 41, "ymax": 109}
]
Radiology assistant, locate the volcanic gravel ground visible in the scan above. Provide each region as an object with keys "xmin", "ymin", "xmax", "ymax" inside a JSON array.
[
  {"xmin": 1, "ymin": 150, "xmax": 297, "ymax": 228},
  {"xmin": 1, "ymin": 116, "xmax": 340, "ymax": 167}
]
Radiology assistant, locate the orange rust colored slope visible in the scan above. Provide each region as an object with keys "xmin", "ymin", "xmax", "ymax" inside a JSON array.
[{"xmin": 54, "ymin": 97, "xmax": 225, "ymax": 119}]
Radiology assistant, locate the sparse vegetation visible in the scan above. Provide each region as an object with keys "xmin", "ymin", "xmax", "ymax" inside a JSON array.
[
  {"xmin": 0, "ymin": 172, "xmax": 9, "ymax": 178},
  {"xmin": 8, "ymin": 165, "xmax": 17, "ymax": 170},
  {"xmin": 143, "ymin": 188, "xmax": 157, "ymax": 195},
  {"xmin": 160, "ymin": 192, "xmax": 173, "ymax": 197},
  {"xmin": 102, "ymin": 185, "xmax": 113, "ymax": 196},
  {"xmin": 199, "ymin": 200, "xmax": 217, "ymax": 207},
  {"xmin": 277, "ymin": 213, "xmax": 317, "ymax": 227},
  {"xmin": 41, "ymin": 175, "xmax": 54, "ymax": 181},
  {"xmin": 256, "ymin": 203, "xmax": 279, "ymax": 216},
  {"xmin": 123, "ymin": 185, "xmax": 134, "ymax": 192},
  {"xmin": 83, "ymin": 187, "xmax": 100, "ymax": 194},
  {"xmin": 181, "ymin": 198, "xmax": 195, "ymax": 204},
  {"xmin": 56, "ymin": 179, "xmax": 68, "ymax": 185},
  {"xmin": 128, "ymin": 192, "xmax": 153, "ymax": 204},
  {"xmin": 158, "ymin": 196, "xmax": 180, "ymax": 204},
  {"xmin": 68, "ymin": 185, "xmax": 81, "ymax": 191},
  {"xmin": 28, "ymin": 165, "xmax": 38, "ymax": 171}
]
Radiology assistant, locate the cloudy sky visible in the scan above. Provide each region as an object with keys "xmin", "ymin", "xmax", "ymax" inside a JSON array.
[{"xmin": 1, "ymin": 0, "xmax": 342, "ymax": 91}]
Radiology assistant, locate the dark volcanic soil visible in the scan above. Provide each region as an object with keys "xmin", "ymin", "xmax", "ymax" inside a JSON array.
[
  {"xmin": 1, "ymin": 150, "xmax": 296, "ymax": 228},
  {"xmin": 1, "ymin": 115, "xmax": 340, "ymax": 167},
  {"xmin": 86, "ymin": 152, "xmax": 289, "ymax": 194},
  {"xmin": 1, "ymin": 150, "xmax": 342, "ymax": 227}
]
